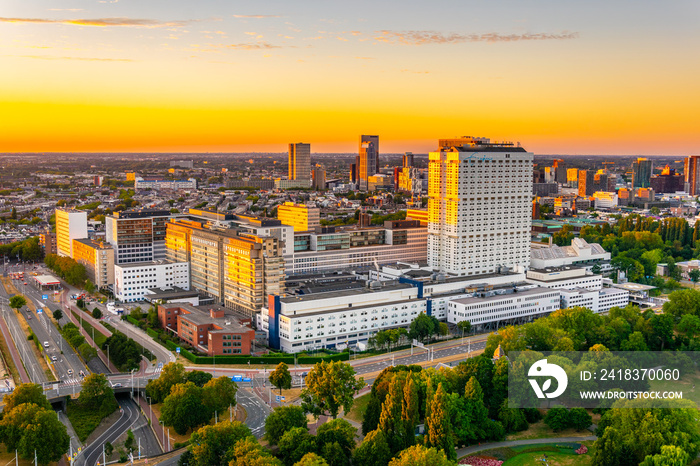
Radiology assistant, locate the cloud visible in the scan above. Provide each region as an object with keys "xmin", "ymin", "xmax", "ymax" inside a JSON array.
[
  {"xmin": 191, "ymin": 41, "xmax": 283, "ymax": 51},
  {"xmin": 0, "ymin": 16, "xmax": 195, "ymax": 28},
  {"xmin": 233, "ymin": 15, "xmax": 281, "ymax": 19},
  {"xmin": 374, "ymin": 30, "xmax": 579, "ymax": 45},
  {"xmin": 48, "ymin": 9, "xmax": 84, "ymax": 12},
  {"xmin": 7, "ymin": 54, "xmax": 134, "ymax": 61}
]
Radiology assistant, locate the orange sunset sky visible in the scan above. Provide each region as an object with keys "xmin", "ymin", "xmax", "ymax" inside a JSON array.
[{"xmin": 2, "ymin": 0, "xmax": 700, "ymax": 155}]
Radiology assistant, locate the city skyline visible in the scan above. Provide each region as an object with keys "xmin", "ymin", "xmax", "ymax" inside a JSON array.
[{"xmin": 2, "ymin": 0, "xmax": 700, "ymax": 155}]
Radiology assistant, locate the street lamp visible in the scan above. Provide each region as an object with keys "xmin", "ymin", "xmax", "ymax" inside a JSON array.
[{"xmin": 130, "ymin": 368, "xmax": 137, "ymax": 397}]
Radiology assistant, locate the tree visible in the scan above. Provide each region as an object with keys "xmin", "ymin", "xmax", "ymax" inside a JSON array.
[
  {"xmin": 78, "ymin": 342, "xmax": 98, "ymax": 362},
  {"xmin": 2, "ymin": 383, "xmax": 51, "ymax": 412},
  {"xmin": 161, "ymin": 382, "xmax": 210, "ymax": 435},
  {"xmin": 569, "ymin": 408, "xmax": 593, "ymax": 431},
  {"xmin": 278, "ymin": 427, "xmax": 317, "ymax": 466},
  {"xmin": 379, "ymin": 378, "xmax": 404, "ymax": 453},
  {"xmin": 264, "ymin": 406, "xmax": 308, "ymax": 445},
  {"xmin": 202, "ymin": 376, "xmax": 238, "ymax": 415},
  {"xmin": 9, "ymin": 295, "xmax": 27, "ymax": 311},
  {"xmin": 641, "ymin": 445, "xmax": 690, "ymax": 466},
  {"xmin": 92, "ymin": 307, "xmax": 102, "ymax": 319},
  {"xmin": 231, "ymin": 437, "xmax": 282, "ymax": 465},
  {"xmin": 146, "ymin": 362, "xmax": 187, "ymax": 403},
  {"xmin": 316, "ymin": 419, "xmax": 356, "ymax": 465},
  {"xmin": 387, "ymin": 445, "xmax": 453, "ymax": 466},
  {"xmin": 690, "ymin": 269, "xmax": 700, "ymax": 288},
  {"xmin": 300, "ymin": 361, "xmax": 364, "ymax": 419},
  {"xmin": 186, "ymin": 370, "xmax": 213, "ymax": 388},
  {"xmin": 79, "ymin": 373, "xmax": 117, "ymax": 412},
  {"xmin": 52, "ymin": 309, "xmax": 63, "ymax": 321},
  {"xmin": 408, "ymin": 313, "xmax": 434, "ymax": 343},
  {"xmin": 189, "ymin": 420, "xmax": 253, "ymax": 466},
  {"xmin": 85, "ymin": 279, "xmax": 96, "ymax": 294},
  {"xmin": 353, "ymin": 430, "xmax": 391, "ymax": 466},
  {"xmin": 544, "ymin": 406, "xmax": 570, "ymax": 432},
  {"xmin": 269, "ymin": 362, "xmax": 292, "ymax": 395},
  {"xmin": 0, "ymin": 402, "xmax": 70, "ymax": 466},
  {"xmin": 457, "ymin": 320, "xmax": 471, "ymax": 336},
  {"xmin": 294, "ymin": 453, "xmax": 328, "ymax": 466},
  {"xmin": 425, "ymin": 383, "xmax": 455, "ymax": 461}
]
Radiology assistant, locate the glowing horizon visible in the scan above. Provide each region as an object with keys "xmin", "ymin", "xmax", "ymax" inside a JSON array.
[{"xmin": 2, "ymin": 1, "xmax": 699, "ymax": 155}]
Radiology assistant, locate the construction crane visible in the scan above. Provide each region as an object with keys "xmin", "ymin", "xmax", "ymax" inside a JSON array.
[{"xmin": 602, "ymin": 161, "xmax": 615, "ymax": 173}]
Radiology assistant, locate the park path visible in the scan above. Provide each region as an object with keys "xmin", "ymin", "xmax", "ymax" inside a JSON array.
[{"xmin": 455, "ymin": 435, "xmax": 597, "ymax": 458}]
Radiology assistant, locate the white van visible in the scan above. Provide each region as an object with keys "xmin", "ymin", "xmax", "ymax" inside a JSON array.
[{"xmin": 43, "ymin": 341, "xmax": 49, "ymax": 349}]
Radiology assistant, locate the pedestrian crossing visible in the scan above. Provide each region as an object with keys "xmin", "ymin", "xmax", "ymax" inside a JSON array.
[{"xmin": 61, "ymin": 378, "xmax": 81, "ymax": 386}]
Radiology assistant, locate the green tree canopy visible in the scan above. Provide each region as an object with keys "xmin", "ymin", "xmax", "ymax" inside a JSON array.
[
  {"xmin": 353, "ymin": 429, "xmax": 391, "ymax": 466},
  {"xmin": 146, "ymin": 361, "xmax": 187, "ymax": 403},
  {"xmin": 264, "ymin": 406, "xmax": 308, "ymax": 446},
  {"xmin": 189, "ymin": 420, "xmax": 253, "ymax": 466},
  {"xmin": 300, "ymin": 361, "xmax": 364, "ymax": 419},
  {"xmin": 387, "ymin": 445, "xmax": 453, "ymax": 466},
  {"xmin": 269, "ymin": 362, "xmax": 292, "ymax": 395},
  {"xmin": 161, "ymin": 382, "xmax": 210, "ymax": 435}
]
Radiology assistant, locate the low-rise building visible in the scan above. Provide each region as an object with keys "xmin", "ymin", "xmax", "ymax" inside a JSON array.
[
  {"xmin": 559, "ymin": 287, "xmax": 629, "ymax": 314},
  {"xmin": 39, "ymin": 231, "xmax": 57, "ymax": 256},
  {"xmin": 114, "ymin": 260, "xmax": 190, "ymax": 303},
  {"xmin": 526, "ymin": 265, "xmax": 603, "ymax": 291},
  {"xmin": 134, "ymin": 178, "xmax": 198, "ymax": 191},
  {"xmin": 530, "ymin": 238, "xmax": 611, "ymax": 270},
  {"xmin": 158, "ymin": 303, "xmax": 255, "ymax": 356}
]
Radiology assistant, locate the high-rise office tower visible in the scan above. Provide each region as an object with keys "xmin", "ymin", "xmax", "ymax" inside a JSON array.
[
  {"xmin": 403, "ymin": 152, "xmax": 414, "ymax": 168},
  {"xmin": 685, "ymin": 156, "xmax": 700, "ymax": 195},
  {"xmin": 289, "ymin": 143, "xmax": 311, "ymax": 182},
  {"xmin": 632, "ymin": 158, "xmax": 653, "ymax": 188},
  {"xmin": 578, "ymin": 170, "xmax": 595, "ymax": 196},
  {"xmin": 427, "ymin": 136, "xmax": 532, "ymax": 276},
  {"xmin": 55, "ymin": 209, "xmax": 88, "ymax": 258},
  {"xmin": 312, "ymin": 165, "xmax": 326, "ymax": 190},
  {"xmin": 105, "ymin": 210, "xmax": 174, "ymax": 264},
  {"xmin": 358, "ymin": 135, "xmax": 379, "ymax": 190}
]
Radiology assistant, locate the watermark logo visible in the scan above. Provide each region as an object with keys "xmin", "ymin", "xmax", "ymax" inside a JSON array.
[{"xmin": 528, "ymin": 359, "xmax": 568, "ymax": 399}]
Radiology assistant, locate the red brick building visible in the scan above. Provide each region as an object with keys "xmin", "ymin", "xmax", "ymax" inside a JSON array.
[{"xmin": 158, "ymin": 303, "xmax": 255, "ymax": 356}]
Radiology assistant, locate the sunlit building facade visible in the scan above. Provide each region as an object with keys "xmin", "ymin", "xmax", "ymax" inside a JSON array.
[
  {"xmin": 427, "ymin": 137, "xmax": 532, "ymax": 276},
  {"xmin": 55, "ymin": 208, "xmax": 88, "ymax": 258}
]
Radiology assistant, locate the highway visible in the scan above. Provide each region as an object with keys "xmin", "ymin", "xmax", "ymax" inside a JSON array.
[
  {"xmin": 0, "ymin": 276, "xmax": 48, "ymax": 384},
  {"xmin": 79, "ymin": 397, "xmax": 140, "ymax": 466}
]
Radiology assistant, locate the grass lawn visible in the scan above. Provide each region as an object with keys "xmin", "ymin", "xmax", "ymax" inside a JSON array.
[
  {"xmin": 0, "ymin": 445, "xmax": 41, "ymax": 465},
  {"xmin": 462, "ymin": 442, "xmax": 594, "ymax": 466},
  {"xmin": 649, "ymin": 368, "xmax": 700, "ymax": 408},
  {"xmin": 77, "ymin": 316, "xmax": 108, "ymax": 347},
  {"xmin": 66, "ymin": 398, "xmax": 118, "ymax": 442},
  {"xmin": 344, "ymin": 392, "xmax": 370, "ymax": 424},
  {"xmin": 506, "ymin": 419, "xmax": 597, "ymax": 441}
]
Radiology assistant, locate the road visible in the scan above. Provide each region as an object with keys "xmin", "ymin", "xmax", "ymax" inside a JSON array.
[
  {"xmin": 77, "ymin": 396, "xmax": 161, "ymax": 466},
  {"xmin": 237, "ymin": 388, "xmax": 270, "ymax": 439},
  {"xmin": 0, "ymin": 283, "xmax": 48, "ymax": 384}
]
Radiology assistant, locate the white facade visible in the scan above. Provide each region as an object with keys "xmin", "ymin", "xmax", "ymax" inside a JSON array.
[
  {"xmin": 447, "ymin": 288, "xmax": 561, "ymax": 326},
  {"xmin": 427, "ymin": 138, "xmax": 532, "ymax": 276},
  {"xmin": 559, "ymin": 287, "xmax": 629, "ymax": 314},
  {"xmin": 55, "ymin": 209, "xmax": 88, "ymax": 258},
  {"xmin": 134, "ymin": 178, "xmax": 197, "ymax": 191},
  {"xmin": 114, "ymin": 261, "xmax": 190, "ymax": 303},
  {"xmin": 292, "ymin": 227, "xmax": 427, "ymax": 275},
  {"xmin": 593, "ymin": 192, "xmax": 618, "ymax": 209},
  {"xmin": 260, "ymin": 284, "xmax": 425, "ymax": 352},
  {"xmin": 526, "ymin": 267, "xmax": 603, "ymax": 291}
]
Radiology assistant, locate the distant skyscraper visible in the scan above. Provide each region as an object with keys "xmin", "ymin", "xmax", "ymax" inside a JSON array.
[
  {"xmin": 553, "ymin": 159, "xmax": 567, "ymax": 184},
  {"xmin": 358, "ymin": 135, "xmax": 379, "ymax": 190},
  {"xmin": 578, "ymin": 170, "xmax": 595, "ymax": 196},
  {"xmin": 685, "ymin": 156, "xmax": 700, "ymax": 195},
  {"xmin": 427, "ymin": 136, "xmax": 532, "ymax": 276},
  {"xmin": 312, "ymin": 166, "xmax": 326, "ymax": 190},
  {"xmin": 289, "ymin": 143, "xmax": 311, "ymax": 182},
  {"xmin": 403, "ymin": 152, "xmax": 414, "ymax": 168},
  {"xmin": 632, "ymin": 158, "xmax": 653, "ymax": 188}
]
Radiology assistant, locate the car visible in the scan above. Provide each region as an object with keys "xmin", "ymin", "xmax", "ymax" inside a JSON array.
[
  {"xmin": 43, "ymin": 342, "xmax": 49, "ymax": 348},
  {"xmin": 26, "ymin": 314, "xmax": 32, "ymax": 320},
  {"xmin": 51, "ymin": 356, "xmax": 57, "ymax": 362},
  {"xmin": 23, "ymin": 282, "xmax": 27, "ymax": 285},
  {"xmin": 67, "ymin": 369, "xmax": 73, "ymax": 376},
  {"xmin": 111, "ymin": 383, "xmax": 122, "ymax": 388}
]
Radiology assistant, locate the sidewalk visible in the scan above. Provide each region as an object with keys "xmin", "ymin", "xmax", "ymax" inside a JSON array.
[
  {"xmin": 135, "ymin": 392, "xmax": 167, "ymax": 453},
  {"xmin": 455, "ymin": 436, "xmax": 596, "ymax": 458},
  {"xmin": 68, "ymin": 307, "xmax": 119, "ymax": 373}
]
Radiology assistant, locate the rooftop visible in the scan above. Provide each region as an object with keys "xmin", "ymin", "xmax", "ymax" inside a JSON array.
[{"xmin": 451, "ymin": 287, "xmax": 553, "ymax": 306}]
